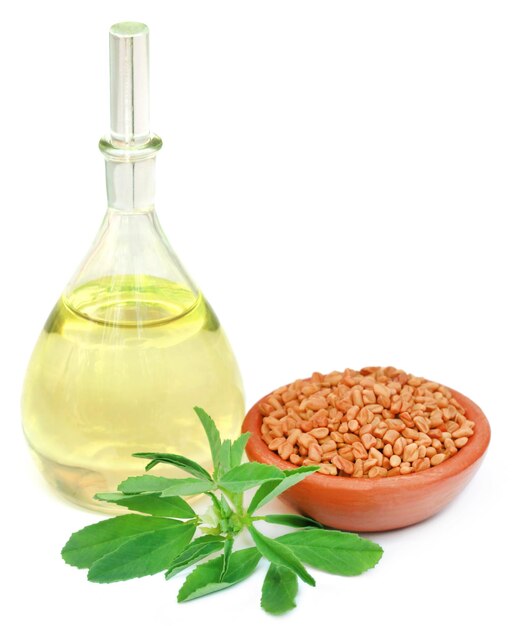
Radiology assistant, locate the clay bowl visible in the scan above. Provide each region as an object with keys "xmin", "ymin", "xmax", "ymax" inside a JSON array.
[{"xmin": 242, "ymin": 387, "xmax": 490, "ymax": 532}]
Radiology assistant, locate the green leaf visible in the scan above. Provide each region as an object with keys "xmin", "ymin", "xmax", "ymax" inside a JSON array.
[
  {"xmin": 118, "ymin": 475, "xmax": 178, "ymax": 494},
  {"xmin": 165, "ymin": 536, "xmax": 225, "ymax": 580},
  {"xmin": 230, "ymin": 432, "xmax": 250, "ymax": 467},
  {"xmin": 61, "ymin": 515, "xmax": 181, "ymax": 569},
  {"xmin": 194, "ymin": 407, "xmax": 222, "ymax": 474},
  {"xmin": 247, "ymin": 465, "xmax": 319, "ymax": 513},
  {"xmin": 178, "ymin": 548, "xmax": 261, "ymax": 602},
  {"xmin": 248, "ymin": 525, "xmax": 315, "ymax": 586},
  {"xmin": 277, "ymin": 529, "xmax": 383, "ymax": 575},
  {"xmin": 261, "ymin": 564, "xmax": 298, "ymax": 615},
  {"xmin": 218, "ymin": 462, "xmax": 284, "ymax": 493},
  {"xmin": 88, "ymin": 521, "xmax": 195, "ymax": 583},
  {"xmin": 160, "ymin": 478, "xmax": 216, "ymax": 497},
  {"xmin": 261, "ymin": 514, "xmax": 323, "ymax": 529},
  {"xmin": 220, "ymin": 537, "xmax": 234, "ymax": 581},
  {"xmin": 132, "ymin": 452, "xmax": 212, "ymax": 481},
  {"xmin": 93, "ymin": 492, "xmax": 196, "ymax": 518},
  {"xmin": 218, "ymin": 440, "xmax": 232, "ymax": 476}
]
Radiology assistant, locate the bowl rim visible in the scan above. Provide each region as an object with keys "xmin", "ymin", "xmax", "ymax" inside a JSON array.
[{"xmin": 242, "ymin": 385, "xmax": 491, "ymax": 492}]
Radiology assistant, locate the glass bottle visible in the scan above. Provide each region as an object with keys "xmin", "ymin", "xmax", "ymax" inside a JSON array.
[{"xmin": 21, "ymin": 22, "xmax": 245, "ymax": 513}]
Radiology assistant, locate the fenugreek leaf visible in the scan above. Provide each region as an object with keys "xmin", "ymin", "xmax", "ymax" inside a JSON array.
[
  {"xmin": 165, "ymin": 536, "xmax": 225, "ymax": 580},
  {"xmin": 132, "ymin": 452, "xmax": 212, "ymax": 481},
  {"xmin": 248, "ymin": 525, "xmax": 315, "ymax": 586},
  {"xmin": 230, "ymin": 432, "xmax": 251, "ymax": 467},
  {"xmin": 93, "ymin": 492, "xmax": 196, "ymax": 518},
  {"xmin": 118, "ymin": 475, "xmax": 178, "ymax": 494},
  {"xmin": 193, "ymin": 407, "xmax": 222, "ymax": 474},
  {"xmin": 260, "ymin": 564, "xmax": 298, "ymax": 615},
  {"xmin": 159, "ymin": 478, "xmax": 216, "ymax": 497},
  {"xmin": 261, "ymin": 514, "xmax": 323, "ymax": 529},
  {"xmin": 218, "ymin": 440, "xmax": 232, "ymax": 476},
  {"xmin": 177, "ymin": 548, "xmax": 261, "ymax": 602},
  {"xmin": 61, "ymin": 515, "xmax": 181, "ymax": 569},
  {"xmin": 218, "ymin": 462, "xmax": 284, "ymax": 493},
  {"xmin": 88, "ymin": 522, "xmax": 195, "ymax": 583},
  {"xmin": 219, "ymin": 537, "xmax": 234, "ymax": 581},
  {"xmin": 277, "ymin": 529, "xmax": 383, "ymax": 575},
  {"xmin": 247, "ymin": 466, "xmax": 319, "ymax": 514}
]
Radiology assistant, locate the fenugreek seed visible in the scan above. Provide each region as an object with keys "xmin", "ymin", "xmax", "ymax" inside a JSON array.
[
  {"xmin": 402, "ymin": 428, "xmax": 420, "ymax": 440},
  {"xmin": 286, "ymin": 429, "xmax": 301, "ymax": 446},
  {"xmin": 430, "ymin": 409, "xmax": 444, "ymax": 427},
  {"xmin": 445, "ymin": 441, "xmax": 456, "ymax": 456},
  {"xmin": 361, "ymin": 433, "xmax": 377, "ymax": 450},
  {"xmin": 289, "ymin": 454, "xmax": 302, "ymax": 465},
  {"xmin": 298, "ymin": 433, "xmax": 316, "ymax": 448},
  {"xmin": 446, "ymin": 420, "xmax": 459, "ymax": 433},
  {"xmin": 318, "ymin": 464, "xmax": 338, "ymax": 475},
  {"xmin": 399, "ymin": 411, "xmax": 415, "ymax": 427},
  {"xmin": 352, "ymin": 389, "xmax": 364, "ymax": 408},
  {"xmin": 321, "ymin": 440, "xmax": 337, "ymax": 453},
  {"xmin": 348, "ymin": 419, "xmax": 359, "ymax": 432},
  {"xmin": 413, "ymin": 416, "xmax": 430, "ymax": 434},
  {"xmin": 386, "ymin": 419, "xmax": 406, "ymax": 432},
  {"xmin": 352, "ymin": 442, "xmax": 369, "ymax": 460},
  {"xmin": 363, "ymin": 459, "xmax": 378, "ymax": 473},
  {"xmin": 382, "ymin": 429, "xmax": 400, "ymax": 445},
  {"xmin": 362, "ymin": 389, "xmax": 377, "ymax": 404},
  {"xmin": 454, "ymin": 437, "xmax": 469, "ymax": 448},
  {"xmin": 400, "ymin": 465, "xmax": 414, "ymax": 475},
  {"xmin": 365, "ymin": 404, "xmax": 384, "ymax": 414},
  {"xmin": 425, "ymin": 446, "xmax": 437, "ymax": 458},
  {"xmin": 278, "ymin": 442, "xmax": 294, "ymax": 460},
  {"xmin": 308, "ymin": 443, "xmax": 322, "ymax": 462},
  {"xmin": 353, "ymin": 458, "xmax": 364, "ymax": 477},
  {"xmin": 452, "ymin": 426, "xmax": 473, "ymax": 438},
  {"xmin": 268, "ymin": 396, "xmax": 283, "ymax": 411},
  {"xmin": 383, "ymin": 444, "xmax": 393, "ymax": 457},
  {"xmin": 389, "ymin": 455, "xmax": 401, "ymax": 468},
  {"xmin": 345, "ymin": 405, "xmax": 360, "ymax": 421},
  {"xmin": 359, "ymin": 424, "xmax": 373, "ymax": 436},
  {"xmin": 329, "ymin": 431, "xmax": 344, "ymax": 443},
  {"xmin": 403, "ymin": 443, "xmax": 419, "ymax": 463},
  {"xmin": 431, "ymin": 453, "xmax": 447, "ymax": 466},
  {"xmin": 368, "ymin": 466, "xmax": 388, "ymax": 478},
  {"xmin": 393, "ymin": 436, "xmax": 406, "ymax": 456},
  {"xmin": 268, "ymin": 437, "xmax": 286, "ymax": 451},
  {"xmin": 310, "ymin": 427, "xmax": 329, "ymax": 439},
  {"xmin": 344, "ymin": 433, "xmax": 360, "ymax": 444},
  {"xmin": 306, "ymin": 396, "xmax": 329, "ymax": 411},
  {"xmin": 387, "ymin": 467, "xmax": 401, "ymax": 477}
]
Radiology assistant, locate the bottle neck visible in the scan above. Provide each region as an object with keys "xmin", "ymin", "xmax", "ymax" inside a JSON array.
[
  {"xmin": 105, "ymin": 157, "xmax": 156, "ymax": 212},
  {"xmin": 100, "ymin": 134, "xmax": 163, "ymax": 212}
]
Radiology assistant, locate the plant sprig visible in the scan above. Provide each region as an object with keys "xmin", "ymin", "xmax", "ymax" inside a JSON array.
[{"xmin": 61, "ymin": 406, "xmax": 383, "ymax": 615}]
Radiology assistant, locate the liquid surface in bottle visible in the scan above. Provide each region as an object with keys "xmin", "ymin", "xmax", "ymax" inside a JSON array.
[{"xmin": 22, "ymin": 275, "xmax": 245, "ymax": 512}]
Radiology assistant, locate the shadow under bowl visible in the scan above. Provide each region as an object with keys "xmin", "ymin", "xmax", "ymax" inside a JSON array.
[{"xmin": 242, "ymin": 387, "xmax": 491, "ymax": 532}]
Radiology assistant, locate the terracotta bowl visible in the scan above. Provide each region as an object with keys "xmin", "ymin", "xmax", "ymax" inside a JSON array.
[{"xmin": 242, "ymin": 387, "xmax": 491, "ymax": 532}]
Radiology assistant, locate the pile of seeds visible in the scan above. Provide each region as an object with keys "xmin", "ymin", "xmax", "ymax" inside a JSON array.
[{"xmin": 259, "ymin": 366, "xmax": 475, "ymax": 478}]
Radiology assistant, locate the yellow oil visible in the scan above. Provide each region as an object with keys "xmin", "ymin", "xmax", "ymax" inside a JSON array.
[{"xmin": 21, "ymin": 275, "xmax": 244, "ymax": 512}]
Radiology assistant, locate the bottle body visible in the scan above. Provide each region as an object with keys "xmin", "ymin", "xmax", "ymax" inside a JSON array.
[
  {"xmin": 22, "ymin": 274, "xmax": 244, "ymax": 511},
  {"xmin": 22, "ymin": 22, "xmax": 245, "ymax": 512}
]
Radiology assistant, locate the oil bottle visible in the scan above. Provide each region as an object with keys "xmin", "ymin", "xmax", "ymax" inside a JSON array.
[{"xmin": 21, "ymin": 22, "xmax": 245, "ymax": 512}]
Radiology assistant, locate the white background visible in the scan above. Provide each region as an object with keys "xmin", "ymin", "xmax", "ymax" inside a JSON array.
[{"xmin": 1, "ymin": 1, "xmax": 510, "ymax": 624}]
